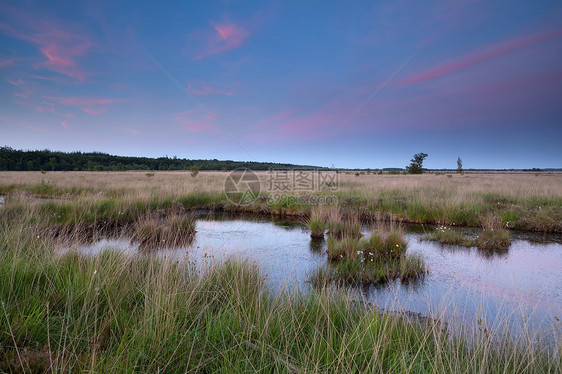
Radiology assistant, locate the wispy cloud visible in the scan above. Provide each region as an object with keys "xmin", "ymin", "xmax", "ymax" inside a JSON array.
[
  {"xmin": 251, "ymin": 107, "xmax": 338, "ymax": 142},
  {"xmin": 402, "ymin": 27, "xmax": 562, "ymax": 85},
  {"xmin": 112, "ymin": 126, "xmax": 140, "ymax": 136},
  {"xmin": 0, "ymin": 115, "xmax": 50, "ymax": 134},
  {"xmin": 188, "ymin": 81, "xmax": 238, "ymax": 96},
  {"xmin": 190, "ymin": 20, "xmax": 249, "ymax": 60},
  {"xmin": 7, "ymin": 78, "xmax": 25, "ymax": 86},
  {"xmin": 81, "ymin": 107, "xmax": 107, "ymax": 115},
  {"xmin": 47, "ymin": 96, "xmax": 128, "ymax": 115},
  {"xmin": 0, "ymin": 57, "xmax": 22, "ymax": 68},
  {"xmin": 51, "ymin": 97, "xmax": 123, "ymax": 106},
  {"xmin": 174, "ymin": 110, "xmax": 216, "ymax": 132},
  {"xmin": 253, "ymin": 109, "xmax": 296, "ymax": 129},
  {"xmin": 60, "ymin": 121, "xmax": 69, "ymax": 130},
  {"xmin": 0, "ymin": 7, "xmax": 93, "ymax": 81}
]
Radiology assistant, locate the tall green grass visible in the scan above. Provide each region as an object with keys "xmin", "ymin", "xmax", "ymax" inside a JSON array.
[
  {"xmin": 0, "ymin": 214, "xmax": 560, "ymax": 372},
  {"xmin": 305, "ymin": 207, "xmax": 326, "ymax": 238}
]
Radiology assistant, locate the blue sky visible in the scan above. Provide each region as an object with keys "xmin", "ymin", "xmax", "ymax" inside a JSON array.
[{"xmin": 1, "ymin": 0, "xmax": 561, "ymax": 169}]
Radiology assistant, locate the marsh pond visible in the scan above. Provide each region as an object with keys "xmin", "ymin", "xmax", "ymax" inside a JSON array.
[{"xmin": 62, "ymin": 212, "xmax": 562, "ymax": 342}]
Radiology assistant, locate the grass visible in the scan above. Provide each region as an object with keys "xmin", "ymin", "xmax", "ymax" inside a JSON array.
[
  {"xmin": 427, "ymin": 218, "xmax": 511, "ymax": 250},
  {"xmin": 428, "ymin": 226, "xmax": 475, "ymax": 246},
  {"xmin": 327, "ymin": 210, "xmax": 362, "ymax": 239},
  {"xmin": 0, "ymin": 185, "xmax": 561, "ymax": 372},
  {"xmin": 1, "ymin": 216, "xmax": 560, "ymax": 373},
  {"xmin": 0, "ymin": 171, "xmax": 561, "ymax": 232},
  {"xmin": 132, "ymin": 212, "xmax": 196, "ymax": 250},
  {"xmin": 326, "ymin": 235, "xmax": 362, "ymax": 261},
  {"xmin": 322, "ymin": 225, "xmax": 426, "ymax": 285},
  {"xmin": 475, "ymin": 217, "xmax": 511, "ymax": 250},
  {"xmin": 306, "ymin": 207, "xmax": 326, "ymax": 238}
]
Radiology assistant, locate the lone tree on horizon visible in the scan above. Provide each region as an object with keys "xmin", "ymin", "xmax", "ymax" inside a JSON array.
[
  {"xmin": 406, "ymin": 153, "xmax": 428, "ymax": 174},
  {"xmin": 457, "ymin": 157, "xmax": 463, "ymax": 174}
]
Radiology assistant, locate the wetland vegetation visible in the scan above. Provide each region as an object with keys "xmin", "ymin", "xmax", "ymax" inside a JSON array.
[
  {"xmin": 0, "ymin": 171, "xmax": 561, "ymax": 372},
  {"xmin": 0, "ymin": 170, "xmax": 560, "ymax": 233},
  {"xmin": 427, "ymin": 217, "xmax": 511, "ymax": 250}
]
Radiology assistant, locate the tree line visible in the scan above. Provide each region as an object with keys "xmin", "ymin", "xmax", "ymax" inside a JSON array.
[{"xmin": 0, "ymin": 147, "xmax": 318, "ymax": 172}]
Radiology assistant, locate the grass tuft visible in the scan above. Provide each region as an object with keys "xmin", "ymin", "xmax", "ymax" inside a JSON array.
[
  {"xmin": 306, "ymin": 207, "xmax": 326, "ymax": 238},
  {"xmin": 133, "ymin": 212, "xmax": 196, "ymax": 250},
  {"xmin": 327, "ymin": 210, "xmax": 362, "ymax": 239},
  {"xmin": 475, "ymin": 217, "xmax": 511, "ymax": 249},
  {"xmin": 427, "ymin": 218, "xmax": 511, "ymax": 250},
  {"xmin": 322, "ymin": 224, "xmax": 425, "ymax": 285}
]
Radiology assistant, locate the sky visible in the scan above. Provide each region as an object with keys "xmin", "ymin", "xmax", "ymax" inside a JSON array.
[{"xmin": 1, "ymin": 0, "xmax": 561, "ymax": 169}]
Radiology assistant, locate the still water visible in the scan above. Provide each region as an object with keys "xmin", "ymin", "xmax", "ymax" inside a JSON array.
[{"xmin": 63, "ymin": 213, "xmax": 562, "ymax": 341}]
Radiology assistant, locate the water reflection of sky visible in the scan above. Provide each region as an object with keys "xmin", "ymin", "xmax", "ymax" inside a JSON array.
[{"xmin": 62, "ymin": 215, "xmax": 562, "ymax": 342}]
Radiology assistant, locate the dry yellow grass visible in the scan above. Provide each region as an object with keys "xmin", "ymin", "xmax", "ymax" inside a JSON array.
[
  {"xmin": 0, "ymin": 171, "xmax": 560, "ymax": 231},
  {"xmin": 0, "ymin": 170, "xmax": 560, "ymax": 200}
]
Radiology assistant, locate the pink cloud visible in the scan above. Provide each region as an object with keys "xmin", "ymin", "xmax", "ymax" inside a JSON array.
[
  {"xmin": 253, "ymin": 109, "xmax": 296, "ymax": 129},
  {"xmin": 110, "ymin": 83, "xmax": 130, "ymax": 90},
  {"xmin": 182, "ymin": 120, "xmax": 214, "ymax": 132},
  {"xmin": 47, "ymin": 96, "xmax": 127, "ymax": 115},
  {"xmin": 0, "ymin": 8, "xmax": 93, "ymax": 80},
  {"xmin": 113, "ymin": 126, "xmax": 140, "ymax": 136},
  {"xmin": 38, "ymin": 41, "xmax": 91, "ymax": 81},
  {"xmin": 7, "ymin": 78, "xmax": 25, "ymax": 86},
  {"xmin": 0, "ymin": 57, "xmax": 21, "ymax": 68},
  {"xmin": 174, "ymin": 111, "xmax": 216, "ymax": 132},
  {"xmin": 13, "ymin": 99, "xmax": 48, "ymax": 113},
  {"xmin": 61, "ymin": 121, "xmax": 69, "ymax": 129},
  {"xmin": 402, "ymin": 28, "xmax": 562, "ymax": 85},
  {"xmin": 8, "ymin": 77, "xmax": 35, "ymax": 98},
  {"xmin": 333, "ymin": 64, "xmax": 562, "ymax": 135},
  {"xmin": 55, "ymin": 97, "xmax": 122, "ymax": 106},
  {"xmin": 192, "ymin": 21, "xmax": 249, "ymax": 60},
  {"xmin": 43, "ymin": 101, "xmax": 75, "ymax": 118},
  {"xmin": 27, "ymin": 74, "xmax": 72, "ymax": 84},
  {"xmin": 189, "ymin": 82, "xmax": 237, "ymax": 96},
  {"xmin": 81, "ymin": 107, "xmax": 107, "ymax": 115},
  {"xmin": 275, "ymin": 112, "xmax": 335, "ymax": 139},
  {"xmin": 0, "ymin": 115, "xmax": 50, "ymax": 134},
  {"xmin": 251, "ymin": 107, "xmax": 338, "ymax": 142}
]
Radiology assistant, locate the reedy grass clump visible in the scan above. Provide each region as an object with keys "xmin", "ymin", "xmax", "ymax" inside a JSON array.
[
  {"xmin": 326, "ymin": 235, "xmax": 362, "ymax": 261},
  {"xmin": 132, "ymin": 212, "xmax": 196, "ymax": 250},
  {"xmin": 428, "ymin": 225, "xmax": 474, "ymax": 246},
  {"xmin": 475, "ymin": 217, "xmax": 511, "ymax": 250},
  {"xmin": 327, "ymin": 210, "xmax": 362, "ymax": 239},
  {"xmin": 322, "ymin": 225, "xmax": 425, "ymax": 285},
  {"xmin": 364, "ymin": 228, "xmax": 408, "ymax": 260},
  {"xmin": 427, "ymin": 218, "xmax": 511, "ymax": 250},
  {"xmin": 306, "ymin": 207, "xmax": 326, "ymax": 238}
]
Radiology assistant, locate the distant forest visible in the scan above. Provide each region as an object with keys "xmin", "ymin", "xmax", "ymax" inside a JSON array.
[
  {"xmin": 0, "ymin": 147, "xmax": 319, "ymax": 172},
  {"xmin": 0, "ymin": 147, "xmax": 557, "ymax": 172}
]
